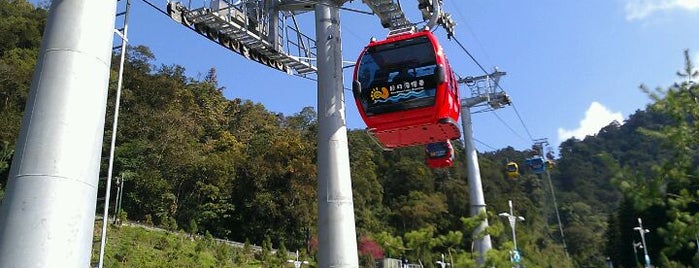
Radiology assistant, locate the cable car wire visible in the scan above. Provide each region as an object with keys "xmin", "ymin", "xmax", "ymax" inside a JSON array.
[
  {"xmin": 450, "ymin": 33, "xmax": 539, "ymax": 144},
  {"xmin": 451, "ymin": 36, "xmax": 489, "ymax": 75},
  {"xmin": 445, "ymin": 1, "xmax": 495, "ymax": 67},
  {"xmin": 492, "ymin": 110, "xmax": 527, "ymax": 143},
  {"xmin": 511, "ymin": 103, "xmax": 535, "ymax": 141},
  {"xmin": 141, "ymin": 0, "xmax": 168, "ymax": 16},
  {"xmin": 298, "ymin": 74, "xmax": 359, "ymax": 93},
  {"xmin": 473, "ymin": 137, "xmax": 497, "ymax": 151},
  {"xmin": 452, "ymin": 34, "xmax": 534, "ymax": 142}
]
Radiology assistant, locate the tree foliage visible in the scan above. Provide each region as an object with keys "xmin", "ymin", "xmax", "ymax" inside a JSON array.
[{"xmin": 607, "ymin": 49, "xmax": 699, "ymax": 267}]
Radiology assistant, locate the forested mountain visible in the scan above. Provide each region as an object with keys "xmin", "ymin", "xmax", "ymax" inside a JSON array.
[{"xmin": 0, "ymin": 1, "xmax": 697, "ymax": 267}]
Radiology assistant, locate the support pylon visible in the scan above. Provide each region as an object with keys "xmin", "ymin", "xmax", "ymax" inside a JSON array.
[
  {"xmin": 0, "ymin": 0, "xmax": 117, "ymax": 266},
  {"xmin": 458, "ymin": 69, "xmax": 509, "ymax": 265},
  {"xmin": 315, "ymin": 1, "xmax": 359, "ymax": 267}
]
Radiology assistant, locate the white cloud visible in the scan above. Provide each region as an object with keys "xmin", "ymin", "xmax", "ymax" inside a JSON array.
[
  {"xmin": 557, "ymin": 102, "xmax": 624, "ymax": 143},
  {"xmin": 625, "ymin": 0, "xmax": 699, "ymax": 21}
]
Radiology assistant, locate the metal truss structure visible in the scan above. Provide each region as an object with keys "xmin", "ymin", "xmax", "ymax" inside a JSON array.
[
  {"xmin": 167, "ymin": 0, "xmax": 320, "ymax": 75},
  {"xmin": 165, "ymin": 0, "xmax": 454, "ymax": 75},
  {"xmin": 459, "ymin": 69, "xmax": 511, "ymax": 113}
]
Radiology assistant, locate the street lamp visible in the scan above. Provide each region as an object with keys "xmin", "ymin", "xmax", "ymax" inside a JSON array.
[
  {"xmin": 632, "ymin": 241, "xmax": 642, "ymax": 267},
  {"xmin": 633, "ymin": 218, "xmax": 651, "ymax": 268},
  {"xmin": 287, "ymin": 250, "xmax": 309, "ymax": 268},
  {"xmin": 436, "ymin": 253, "xmax": 450, "ymax": 268},
  {"xmin": 605, "ymin": 256, "xmax": 613, "ymax": 268},
  {"xmin": 499, "ymin": 200, "xmax": 525, "ymax": 265}
]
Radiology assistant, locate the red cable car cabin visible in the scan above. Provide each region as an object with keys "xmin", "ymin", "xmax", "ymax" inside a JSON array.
[
  {"xmin": 425, "ymin": 141, "xmax": 454, "ymax": 168},
  {"xmin": 352, "ymin": 30, "xmax": 461, "ymax": 149}
]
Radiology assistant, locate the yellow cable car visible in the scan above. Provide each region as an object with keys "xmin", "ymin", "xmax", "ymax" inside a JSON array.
[{"xmin": 506, "ymin": 161, "xmax": 519, "ymax": 179}]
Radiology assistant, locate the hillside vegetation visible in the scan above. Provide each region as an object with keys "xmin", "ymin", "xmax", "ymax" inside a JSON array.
[
  {"xmin": 93, "ymin": 222, "xmax": 306, "ymax": 267},
  {"xmin": 0, "ymin": 1, "xmax": 697, "ymax": 267}
]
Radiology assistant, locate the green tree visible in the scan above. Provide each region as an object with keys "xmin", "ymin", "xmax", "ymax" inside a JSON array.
[
  {"xmin": 403, "ymin": 226, "xmax": 437, "ymax": 266},
  {"xmin": 0, "ymin": 1, "xmax": 47, "ymax": 191},
  {"xmin": 373, "ymin": 231, "xmax": 405, "ymax": 258},
  {"xmin": 612, "ymin": 50, "xmax": 699, "ymax": 266}
]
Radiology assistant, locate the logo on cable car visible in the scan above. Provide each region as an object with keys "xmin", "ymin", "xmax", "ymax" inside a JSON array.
[
  {"xmin": 429, "ymin": 150, "xmax": 446, "ymax": 157},
  {"xmin": 370, "ymin": 87, "xmax": 390, "ymax": 101},
  {"xmin": 369, "ymin": 79, "xmax": 429, "ymax": 103}
]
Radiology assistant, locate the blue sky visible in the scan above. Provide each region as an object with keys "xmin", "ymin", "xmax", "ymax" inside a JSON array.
[{"xmin": 34, "ymin": 0, "xmax": 699, "ymax": 152}]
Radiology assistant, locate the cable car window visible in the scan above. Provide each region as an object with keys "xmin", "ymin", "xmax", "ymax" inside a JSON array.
[
  {"xmin": 357, "ymin": 36, "xmax": 439, "ymax": 115},
  {"xmin": 426, "ymin": 142, "xmax": 448, "ymax": 159},
  {"xmin": 506, "ymin": 164, "xmax": 517, "ymax": 172}
]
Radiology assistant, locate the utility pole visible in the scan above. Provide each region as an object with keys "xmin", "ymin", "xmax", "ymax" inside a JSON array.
[
  {"xmin": 99, "ymin": 0, "xmax": 132, "ymax": 266},
  {"xmin": 0, "ymin": 0, "xmax": 117, "ymax": 267},
  {"xmin": 458, "ymin": 69, "xmax": 509, "ymax": 265}
]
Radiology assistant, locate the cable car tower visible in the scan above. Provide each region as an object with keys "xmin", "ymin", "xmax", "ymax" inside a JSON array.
[
  {"xmin": 457, "ymin": 68, "xmax": 510, "ymax": 263},
  {"xmin": 528, "ymin": 138, "xmax": 569, "ymax": 257}
]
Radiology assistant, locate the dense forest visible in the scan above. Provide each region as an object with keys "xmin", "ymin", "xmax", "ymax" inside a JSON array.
[{"xmin": 0, "ymin": 1, "xmax": 697, "ymax": 267}]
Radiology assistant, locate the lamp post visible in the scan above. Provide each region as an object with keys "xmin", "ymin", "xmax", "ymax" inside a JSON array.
[
  {"xmin": 632, "ymin": 241, "xmax": 642, "ymax": 267},
  {"xmin": 633, "ymin": 218, "xmax": 651, "ymax": 268},
  {"xmin": 499, "ymin": 200, "xmax": 525, "ymax": 265},
  {"xmin": 287, "ymin": 250, "xmax": 309, "ymax": 268},
  {"xmin": 436, "ymin": 253, "xmax": 450, "ymax": 268}
]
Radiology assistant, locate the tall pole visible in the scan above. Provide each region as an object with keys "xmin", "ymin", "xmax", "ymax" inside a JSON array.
[
  {"xmin": 113, "ymin": 178, "xmax": 122, "ymax": 223},
  {"xmin": 0, "ymin": 0, "xmax": 117, "ymax": 267},
  {"xmin": 634, "ymin": 218, "xmax": 651, "ymax": 268},
  {"xmin": 99, "ymin": 0, "xmax": 131, "ymax": 266},
  {"xmin": 116, "ymin": 178, "xmax": 125, "ymax": 222},
  {"xmin": 315, "ymin": 1, "xmax": 358, "ymax": 267},
  {"xmin": 510, "ymin": 201, "xmax": 517, "ymax": 250},
  {"xmin": 460, "ymin": 106, "xmax": 492, "ymax": 264}
]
